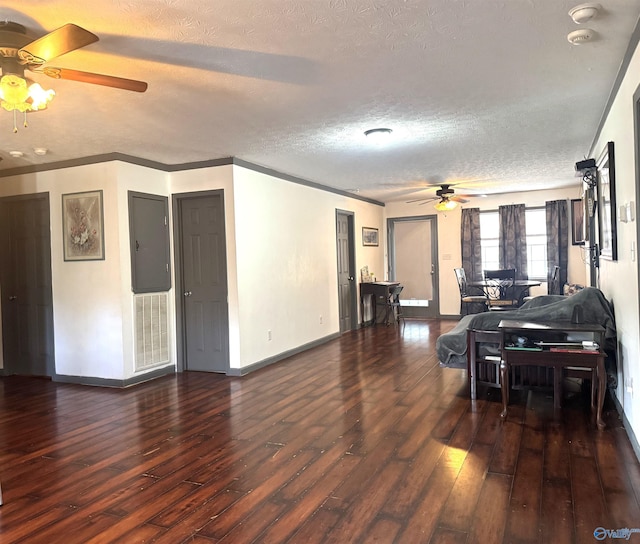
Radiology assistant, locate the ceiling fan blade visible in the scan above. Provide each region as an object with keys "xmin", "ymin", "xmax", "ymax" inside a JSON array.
[
  {"xmin": 42, "ymin": 67, "xmax": 148, "ymax": 92},
  {"xmin": 406, "ymin": 197, "xmax": 437, "ymax": 204},
  {"xmin": 19, "ymin": 24, "xmax": 98, "ymax": 64},
  {"xmin": 405, "ymin": 196, "xmax": 439, "ymax": 204},
  {"xmin": 451, "ymin": 196, "xmax": 470, "ymax": 203}
]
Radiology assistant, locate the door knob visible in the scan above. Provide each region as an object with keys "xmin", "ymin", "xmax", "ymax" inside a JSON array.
[
  {"xmin": 348, "ymin": 276, "xmax": 354, "ymax": 281},
  {"xmin": 8, "ymin": 296, "xmax": 17, "ymax": 301},
  {"xmin": 183, "ymin": 291, "xmax": 192, "ymax": 297}
]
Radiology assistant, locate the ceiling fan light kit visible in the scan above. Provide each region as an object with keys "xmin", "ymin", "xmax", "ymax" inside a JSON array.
[
  {"xmin": 0, "ymin": 21, "xmax": 147, "ymax": 132},
  {"xmin": 434, "ymin": 198, "xmax": 458, "ymax": 212},
  {"xmin": 0, "ymin": 74, "xmax": 54, "ymax": 112}
]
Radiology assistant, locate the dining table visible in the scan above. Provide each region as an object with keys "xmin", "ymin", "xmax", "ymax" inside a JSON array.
[{"xmin": 468, "ymin": 279, "xmax": 541, "ymax": 307}]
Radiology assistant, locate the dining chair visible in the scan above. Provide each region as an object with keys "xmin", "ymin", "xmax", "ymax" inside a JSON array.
[
  {"xmin": 523, "ymin": 265, "xmax": 562, "ymax": 303},
  {"xmin": 383, "ymin": 284, "xmax": 405, "ymax": 325},
  {"xmin": 483, "ymin": 268, "xmax": 519, "ymax": 310},
  {"xmin": 467, "ymin": 328, "xmax": 502, "ymax": 399},
  {"xmin": 454, "ymin": 268, "xmax": 487, "ymax": 315}
]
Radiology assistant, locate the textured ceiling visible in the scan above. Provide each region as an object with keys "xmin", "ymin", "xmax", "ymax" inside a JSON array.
[{"xmin": 0, "ymin": 1, "xmax": 639, "ymax": 203}]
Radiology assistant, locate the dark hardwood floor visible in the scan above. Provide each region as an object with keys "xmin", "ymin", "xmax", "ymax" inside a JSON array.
[{"xmin": 1, "ymin": 319, "xmax": 639, "ymax": 543}]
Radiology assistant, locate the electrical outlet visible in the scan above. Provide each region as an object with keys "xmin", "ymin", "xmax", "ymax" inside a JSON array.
[
  {"xmin": 319, "ymin": 315, "xmax": 323, "ymax": 324},
  {"xmin": 268, "ymin": 330, "xmax": 272, "ymax": 341}
]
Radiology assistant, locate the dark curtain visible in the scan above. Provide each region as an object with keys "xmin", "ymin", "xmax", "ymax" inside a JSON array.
[
  {"xmin": 461, "ymin": 208, "xmax": 482, "ymax": 281},
  {"xmin": 499, "ymin": 204, "xmax": 528, "ymax": 279},
  {"xmin": 546, "ymin": 200, "xmax": 568, "ymax": 294}
]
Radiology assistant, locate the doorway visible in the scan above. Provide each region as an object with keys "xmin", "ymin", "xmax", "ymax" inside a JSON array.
[
  {"xmin": 336, "ymin": 210, "xmax": 357, "ymax": 332},
  {"xmin": 387, "ymin": 215, "xmax": 439, "ymax": 318},
  {"xmin": 0, "ymin": 193, "xmax": 55, "ymax": 376},
  {"xmin": 173, "ymin": 191, "xmax": 229, "ymax": 373}
]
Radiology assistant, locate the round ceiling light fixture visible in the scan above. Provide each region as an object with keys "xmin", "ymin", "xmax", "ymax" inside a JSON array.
[
  {"xmin": 33, "ymin": 147, "xmax": 48, "ymax": 155},
  {"xmin": 567, "ymin": 28, "xmax": 595, "ymax": 44},
  {"xmin": 9, "ymin": 150, "xmax": 23, "ymax": 158},
  {"xmin": 364, "ymin": 127, "xmax": 393, "ymax": 143},
  {"xmin": 569, "ymin": 3, "xmax": 601, "ymax": 24}
]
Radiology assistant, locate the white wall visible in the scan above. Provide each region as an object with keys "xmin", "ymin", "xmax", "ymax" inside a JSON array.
[
  {"xmin": 385, "ymin": 186, "xmax": 587, "ymax": 316},
  {"xmin": 231, "ymin": 165, "xmax": 385, "ymax": 369},
  {"xmin": 0, "ymin": 163, "xmax": 130, "ymax": 380},
  {"xmin": 169, "ymin": 164, "xmax": 385, "ymax": 371},
  {"xmin": 0, "ymin": 162, "xmax": 174, "ymax": 381},
  {"xmin": 115, "ymin": 162, "xmax": 171, "ymax": 380},
  {"xmin": 590, "ymin": 35, "xmax": 640, "ymax": 439},
  {"xmin": 166, "ymin": 164, "xmax": 239, "ymax": 367},
  {"xmin": 0, "ymin": 160, "xmax": 386, "ymax": 379}
]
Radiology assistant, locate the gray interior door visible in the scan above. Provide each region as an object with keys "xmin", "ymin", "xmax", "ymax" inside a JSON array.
[
  {"xmin": 0, "ymin": 194, "xmax": 54, "ymax": 376},
  {"xmin": 336, "ymin": 210, "xmax": 356, "ymax": 332},
  {"xmin": 177, "ymin": 192, "xmax": 229, "ymax": 372}
]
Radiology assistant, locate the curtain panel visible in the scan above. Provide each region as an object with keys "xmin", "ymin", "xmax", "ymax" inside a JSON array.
[
  {"xmin": 499, "ymin": 204, "xmax": 528, "ymax": 279},
  {"xmin": 545, "ymin": 200, "xmax": 568, "ymax": 293},
  {"xmin": 461, "ymin": 208, "xmax": 482, "ymax": 281}
]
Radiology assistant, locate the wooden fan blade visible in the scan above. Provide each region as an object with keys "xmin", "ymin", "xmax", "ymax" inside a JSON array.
[
  {"xmin": 19, "ymin": 24, "xmax": 98, "ymax": 64},
  {"xmin": 451, "ymin": 196, "xmax": 469, "ymax": 203},
  {"xmin": 42, "ymin": 67, "xmax": 148, "ymax": 92}
]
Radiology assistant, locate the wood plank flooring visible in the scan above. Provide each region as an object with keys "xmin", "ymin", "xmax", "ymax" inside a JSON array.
[{"xmin": 0, "ymin": 319, "xmax": 639, "ymax": 543}]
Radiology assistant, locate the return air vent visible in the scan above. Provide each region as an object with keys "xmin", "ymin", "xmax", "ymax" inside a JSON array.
[{"xmin": 134, "ymin": 293, "xmax": 169, "ymax": 371}]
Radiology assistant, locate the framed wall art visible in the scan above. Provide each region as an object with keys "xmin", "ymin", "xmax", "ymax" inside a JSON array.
[
  {"xmin": 62, "ymin": 190, "xmax": 105, "ymax": 261},
  {"xmin": 362, "ymin": 226, "xmax": 379, "ymax": 246},
  {"xmin": 597, "ymin": 141, "xmax": 617, "ymax": 261}
]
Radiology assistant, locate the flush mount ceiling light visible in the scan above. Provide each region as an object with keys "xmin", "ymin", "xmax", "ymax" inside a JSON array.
[
  {"xmin": 33, "ymin": 147, "xmax": 47, "ymax": 155},
  {"xmin": 569, "ymin": 3, "xmax": 601, "ymax": 24},
  {"xmin": 9, "ymin": 150, "xmax": 23, "ymax": 158},
  {"xmin": 364, "ymin": 128, "xmax": 393, "ymax": 143},
  {"xmin": 567, "ymin": 28, "xmax": 595, "ymax": 44}
]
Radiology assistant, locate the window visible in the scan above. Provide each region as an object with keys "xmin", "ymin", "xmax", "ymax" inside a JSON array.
[
  {"xmin": 525, "ymin": 208, "xmax": 547, "ymax": 279},
  {"xmin": 479, "ymin": 211, "xmax": 499, "ymax": 271},
  {"xmin": 479, "ymin": 208, "xmax": 547, "ymax": 280}
]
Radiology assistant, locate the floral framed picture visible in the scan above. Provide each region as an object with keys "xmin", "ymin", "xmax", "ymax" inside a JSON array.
[
  {"xmin": 362, "ymin": 226, "xmax": 379, "ymax": 246},
  {"xmin": 62, "ymin": 190, "xmax": 105, "ymax": 261}
]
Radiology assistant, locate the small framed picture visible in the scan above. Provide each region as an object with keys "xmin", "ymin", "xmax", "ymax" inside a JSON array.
[
  {"xmin": 362, "ymin": 226, "xmax": 379, "ymax": 246},
  {"xmin": 62, "ymin": 190, "xmax": 105, "ymax": 261}
]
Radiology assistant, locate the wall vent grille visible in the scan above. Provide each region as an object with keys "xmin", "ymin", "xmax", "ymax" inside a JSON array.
[{"xmin": 134, "ymin": 293, "xmax": 169, "ymax": 371}]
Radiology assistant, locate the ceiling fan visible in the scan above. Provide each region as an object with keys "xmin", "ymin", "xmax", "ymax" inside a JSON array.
[
  {"xmin": 0, "ymin": 21, "xmax": 147, "ymax": 128},
  {"xmin": 406, "ymin": 184, "xmax": 474, "ymax": 210}
]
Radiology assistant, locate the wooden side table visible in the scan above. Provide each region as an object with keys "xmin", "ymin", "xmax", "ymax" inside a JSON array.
[{"xmin": 498, "ymin": 320, "xmax": 606, "ymax": 429}]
